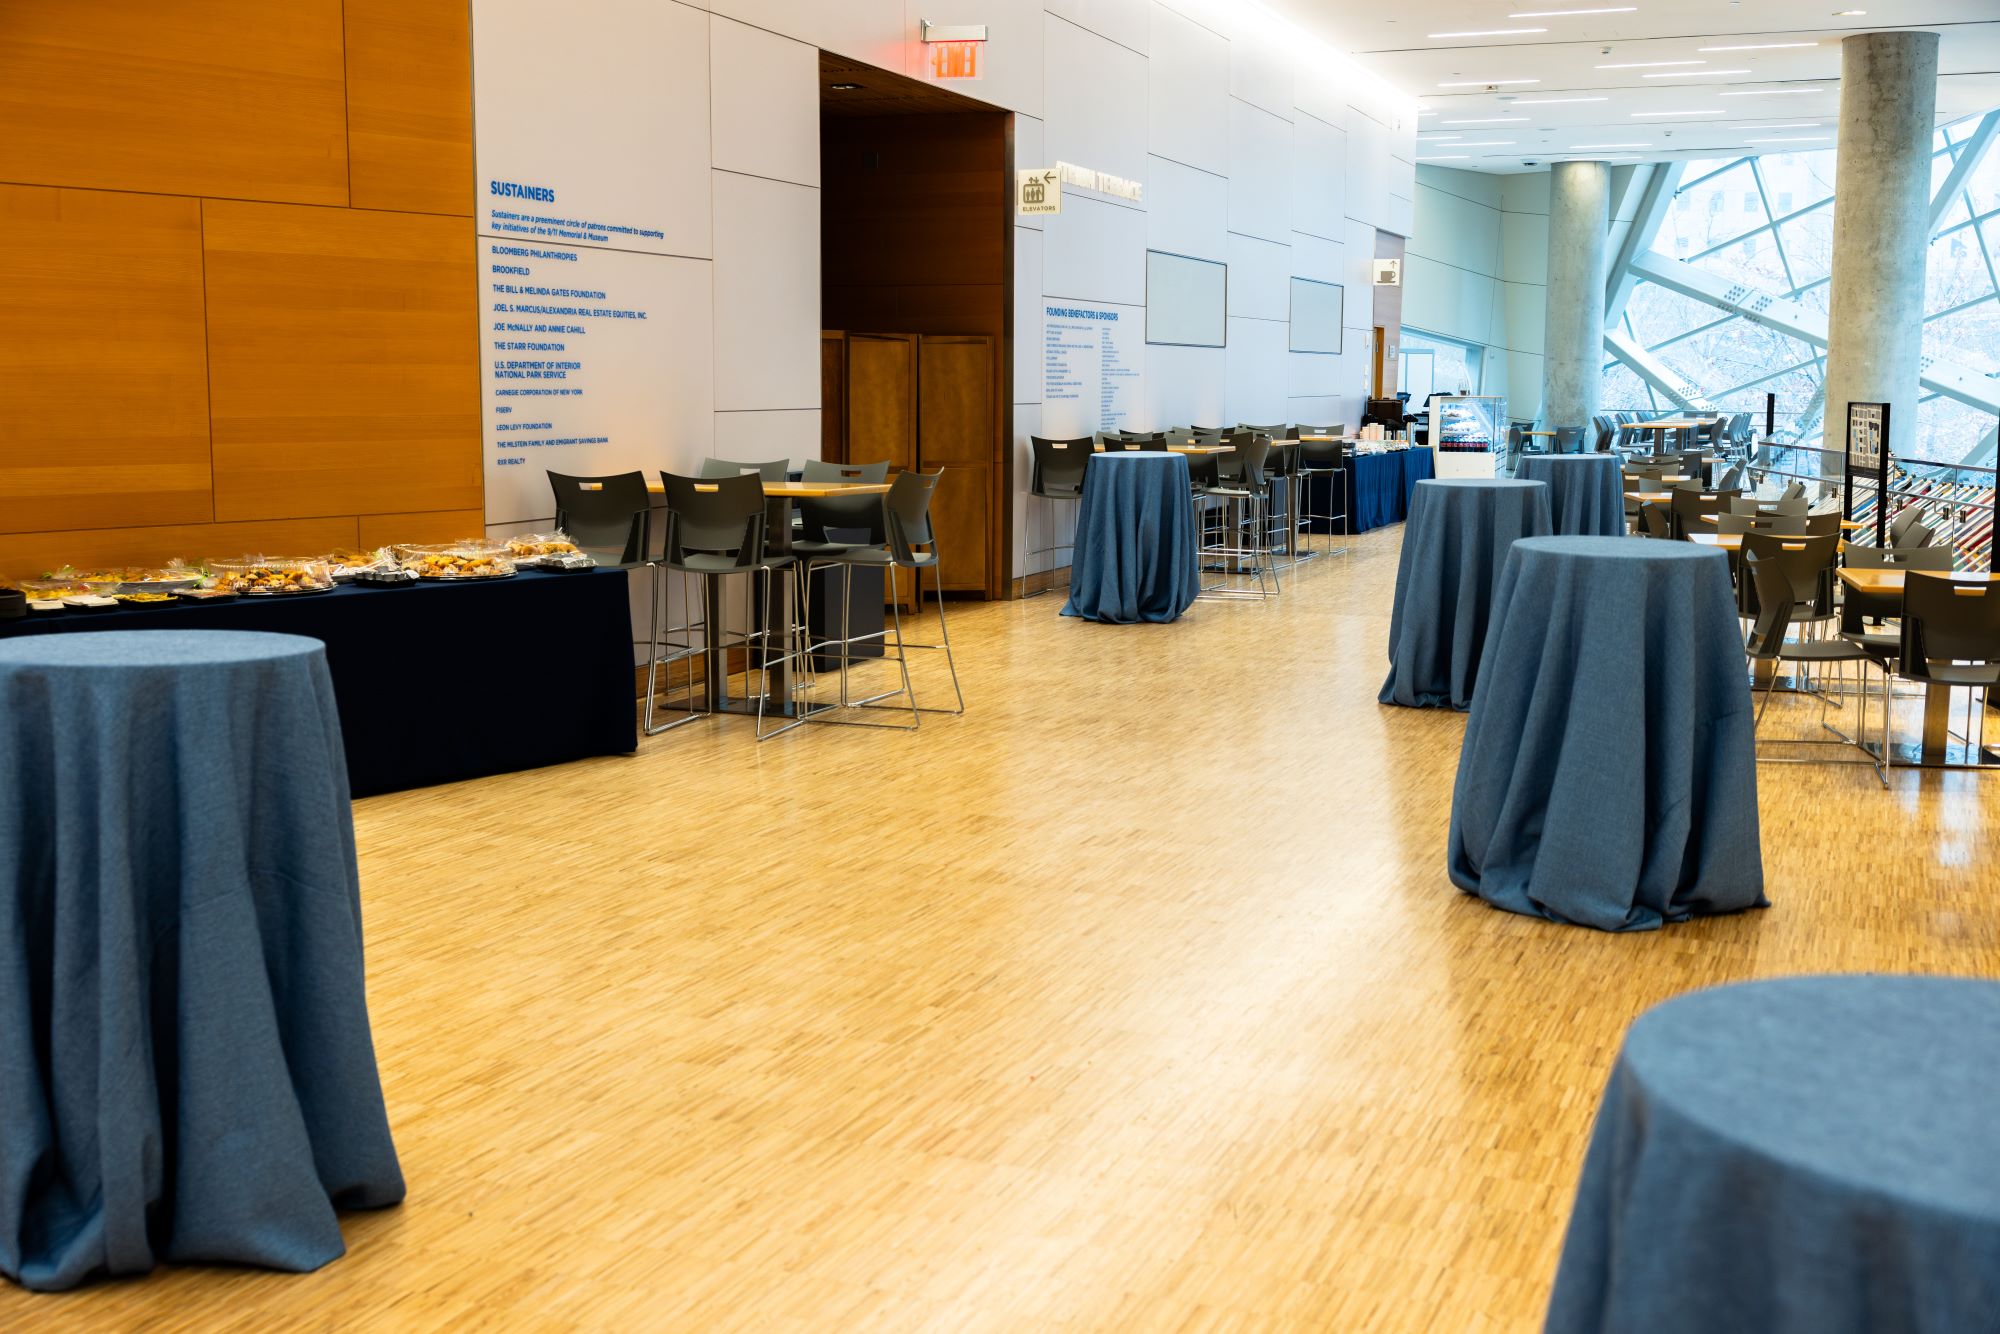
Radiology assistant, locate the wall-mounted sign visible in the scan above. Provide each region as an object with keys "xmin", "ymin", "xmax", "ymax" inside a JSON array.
[
  {"xmin": 1016, "ymin": 168, "xmax": 1060, "ymax": 216},
  {"xmin": 1056, "ymin": 161, "xmax": 1142, "ymax": 203},
  {"xmin": 1372, "ymin": 258, "xmax": 1402, "ymax": 286},
  {"xmin": 1842, "ymin": 400, "xmax": 1891, "ymax": 546},
  {"xmin": 920, "ymin": 19, "xmax": 987, "ymax": 81}
]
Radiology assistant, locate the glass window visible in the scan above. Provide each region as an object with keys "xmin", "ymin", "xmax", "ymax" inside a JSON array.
[
  {"xmin": 1776, "ymin": 191, "xmax": 1793, "ymax": 213},
  {"xmin": 1777, "ymin": 207, "xmax": 1835, "ymax": 290},
  {"xmin": 1400, "ymin": 328, "xmax": 1482, "ymax": 398},
  {"xmin": 1744, "ymin": 191, "xmax": 1758, "ymax": 213}
]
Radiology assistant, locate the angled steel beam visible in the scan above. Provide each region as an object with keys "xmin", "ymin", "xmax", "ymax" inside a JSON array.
[
  {"xmin": 1605, "ymin": 161, "xmax": 1682, "ymax": 327},
  {"xmin": 1627, "ymin": 250, "xmax": 2000, "ymax": 416},
  {"xmin": 1603, "ymin": 329, "xmax": 1710, "ymax": 410},
  {"xmin": 1930, "ymin": 110, "xmax": 2000, "ymax": 231}
]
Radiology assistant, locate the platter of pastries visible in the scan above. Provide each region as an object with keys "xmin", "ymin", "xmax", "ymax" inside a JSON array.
[
  {"xmin": 209, "ymin": 558, "xmax": 336, "ymax": 596},
  {"xmin": 504, "ymin": 533, "xmax": 595, "ymax": 571},
  {"xmin": 394, "ymin": 544, "xmax": 517, "ymax": 580}
]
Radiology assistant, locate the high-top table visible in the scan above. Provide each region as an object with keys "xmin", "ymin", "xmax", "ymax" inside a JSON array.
[
  {"xmin": 1546, "ymin": 975, "xmax": 2000, "ymax": 1334},
  {"xmin": 1517, "ymin": 454, "xmax": 1625, "ymax": 537},
  {"xmin": 1448, "ymin": 537, "xmax": 1767, "ymax": 930},
  {"xmin": 1380, "ymin": 479, "xmax": 1553, "ymax": 710},
  {"xmin": 0, "ymin": 631, "xmax": 404, "ymax": 1290},
  {"xmin": 1061, "ymin": 452, "xmax": 1200, "ymax": 624}
]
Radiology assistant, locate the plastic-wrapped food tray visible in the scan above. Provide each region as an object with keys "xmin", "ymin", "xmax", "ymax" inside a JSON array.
[{"xmin": 208, "ymin": 557, "xmax": 336, "ymax": 596}]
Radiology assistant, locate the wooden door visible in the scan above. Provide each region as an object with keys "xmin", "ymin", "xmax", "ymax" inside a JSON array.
[
  {"xmin": 844, "ymin": 332, "xmax": 917, "ymax": 472},
  {"xmin": 917, "ymin": 334, "xmax": 993, "ymax": 594},
  {"xmin": 820, "ymin": 331, "xmax": 847, "ymax": 463}
]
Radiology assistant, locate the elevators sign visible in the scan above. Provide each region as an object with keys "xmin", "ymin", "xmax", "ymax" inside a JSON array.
[{"xmin": 1017, "ymin": 168, "xmax": 1060, "ymax": 216}]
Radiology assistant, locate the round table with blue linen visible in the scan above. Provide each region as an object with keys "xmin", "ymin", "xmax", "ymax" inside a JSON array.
[
  {"xmin": 0, "ymin": 631, "xmax": 404, "ymax": 1290},
  {"xmin": 1061, "ymin": 451, "xmax": 1200, "ymax": 624},
  {"xmin": 1447, "ymin": 537, "xmax": 1766, "ymax": 931},
  {"xmin": 1516, "ymin": 453, "xmax": 1627, "ymax": 536},
  {"xmin": 1545, "ymin": 975, "xmax": 2000, "ymax": 1334},
  {"xmin": 1380, "ymin": 478, "xmax": 1553, "ymax": 710}
]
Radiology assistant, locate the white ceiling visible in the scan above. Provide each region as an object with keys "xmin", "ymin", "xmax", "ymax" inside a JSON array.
[{"xmin": 1265, "ymin": 0, "xmax": 2000, "ymax": 172}]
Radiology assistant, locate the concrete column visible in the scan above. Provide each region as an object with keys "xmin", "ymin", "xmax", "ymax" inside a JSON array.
[
  {"xmin": 1823, "ymin": 31, "xmax": 1939, "ymax": 472},
  {"xmin": 1540, "ymin": 160, "xmax": 1610, "ymax": 432}
]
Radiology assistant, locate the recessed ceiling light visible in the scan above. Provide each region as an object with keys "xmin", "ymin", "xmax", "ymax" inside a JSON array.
[
  {"xmin": 1569, "ymin": 142, "xmax": 1650, "ymax": 149},
  {"xmin": 1645, "ymin": 68, "xmax": 1750, "ymax": 78},
  {"xmin": 1598, "ymin": 60, "xmax": 1703, "ymax": 69},
  {"xmin": 1443, "ymin": 116, "xmax": 1531, "ymax": 123},
  {"xmin": 1439, "ymin": 78, "xmax": 1542, "ymax": 86},
  {"xmin": 1631, "ymin": 109, "xmax": 1725, "ymax": 117},
  {"xmin": 1720, "ymin": 87, "xmax": 1824, "ymax": 96},
  {"xmin": 1510, "ymin": 6, "xmax": 1637, "ymax": 14},
  {"xmin": 1747, "ymin": 136, "xmax": 1830, "ymax": 143},
  {"xmin": 1732, "ymin": 122, "xmax": 1821, "ymax": 130},
  {"xmin": 1700, "ymin": 42, "xmax": 1820, "ymax": 51},
  {"xmin": 830, "ymin": 82, "xmax": 863, "ymax": 91},
  {"xmin": 1514, "ymin": 96, "xmax": 1610, "ymax": 104},
  {"xmin": 1833, "ymin": 9, "xmax": 1866, "ymax": 15},
  {"xmin": 1450, "ymin": 141, "xmax": 1518, "ymax": 147},
  {"xmin": 1430, "ymin": 28, "xmax": 1547, "ymax": 37},
  {"xmin": 1419, "ymin": 155, "xmax": 1471, "ymax": 160}
]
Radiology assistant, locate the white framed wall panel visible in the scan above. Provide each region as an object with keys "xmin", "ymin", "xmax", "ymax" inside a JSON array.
[
  {"xmin": 711, "ymin": 170, "xmax": 819, "ymax": 410},
  {"xmin": 709, "ymin": 16, "xmax": 819, "ymax": 187},
  {"xmin": 473, "ymin": 0, "xmax": 713, "ymax": 260},
  {"xmin": 1227, "ymin": 101, "xmax": 1291, "ymax": 244},
  {"xmin": 1147, "ymin": 4, "xmax": 1229, "ymax": 176}
]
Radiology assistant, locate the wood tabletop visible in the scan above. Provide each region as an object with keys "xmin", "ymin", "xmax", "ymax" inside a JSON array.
[
  {"xmin": 1525, "ymin": 429, "xmax": 1556, "ymax": 438},
  {"xmin": 1698, "ymin": 513, "xmax": 1864, "ymax": 530},
  {"xmin": 1638, "ymin": 419, "xmax": 1707, "ymax": 431},
  {"xmin": 1689, "ymin": 532, "xmax": 1850, "ymax": 554},
  {"xmin": 1625, "ymin": 491, "xmax": 1674, "ymax": 504},
  {"xmin": 1094, "ymin": 443, "xmax": 1233, "ymax": 455},
  {"xmin": 644, "ymin": 479, "xmax": 892, "ymax": 498},
  {"xmin": 1838, "ymin": 567, "xmax": 2000, "ymax": 593}
]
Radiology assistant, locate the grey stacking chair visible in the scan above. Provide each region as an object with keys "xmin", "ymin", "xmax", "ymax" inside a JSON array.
[
  {"xmin": 1741, "ymin": 550, "xmax": 1885, "ymax": 785},
  {"xmin": 548, "ymin": 470, "xmax": 652, "ymax": 566},
  {"xmin": 1553, "ymin": 425, "xmax": 1585, "ymax": 454},
  {"xmin": 1296, "ymin": 436, "xmax": 1349, "ymax": 556},
  {"xmin": 699, "ymin": 457, "xmax": 789, "ymax": 482},
  {"xmin": 1187, "ymin": 450, "xmax": 1276, "ymax": 600},
  {"xmin": 1026, "ymin": 437, "xmax": 1093, "ymax": 597}
]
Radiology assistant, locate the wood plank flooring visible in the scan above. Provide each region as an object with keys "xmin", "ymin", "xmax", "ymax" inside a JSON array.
[{"xmin": 7, "ymin": 525, "xmax": 1997, "ymax": 1331}]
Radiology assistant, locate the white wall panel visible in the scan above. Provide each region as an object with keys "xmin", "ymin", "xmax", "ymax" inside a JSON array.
[
  {"xmin": 1290, "ymin": 230, "xmax": 1342, "ymax": 286},
  {"xmin": 1501, "ymin": 209, "xmax": 1549, "ymax": 288},
  {"xmin": 1402, "ymin": 253, "xmax": 1493, "ymax": 346},
  {"xmin": 1044, "ymin": 12, "xmax": 1148, "ymax": 190},
  {"xmin": 482, "ymin": 247, "xmax": 713, "ymax": 524},
  {"xmin": 707, "ymin": 0, "xmax": 901, "ymax": 67},
  {"xmin": 713, "ymin": 408, "xmax": 820, "ymax": 466},
  {"xmin": 1292, "ymin": 111, "xmax": 1346, "ymax": 243},
  {"xmin": 709, "ymin": 17, "xmax": 818, "ymax": 188},
  {"xmin": 1289, "ymin": 345, "xmax": 1342, "ymax": 397},
  {"xmin": 1044, "ymin": 195, "xmax": 1146, "ymax": 306},
  {"xmin": 1146, "ymin": 156, "xmax": 1227, "ymax": 262},
  {"xmin": 1343, "ymin": 107, "xmax": 1388, "ymax": 227},
  {"xmin": 1014, "ymin": 225, "xmax": 1044, "ymax": 403},
  {"xmin": 1343, "ymin": 218, "xmax": 1375, "ymax": 315},
  {"xmin": 1144, "ymin": 342, "xmax": 1226, "ymax": 430},
  {"xmin": 1227, "ymin": 101, "xmax": 1291, "ymax": 244},
  {"xmin": 1225, "ymin": 315, "xmax": 1287, "ymax": 424},
  {"xmin": 1223, "ymin": 10, "xmax": 1293, "ymax": 122},
  {"xmin": 712, "ymin": 171, "xmax": 819, "ymax": 410},
  {"xmin": 1226, "ymin": 232, "xmax": 1288, "ymax": 322},
  {"xmin": 1044, "ymin": 0, "xmax": 1148, "ymax": 53},
  {"xmin": 1385, "ymin": 190, "xmax": 1413, "ymax": 239},
  {"xmin": 473, "ymin": 0, "xmax": 712, "ymax": 259},
  {"xmin": 1147, "ymin": 4, "xmax": 1229, "ymax": 176},
  {"xmin": 1410, "ymin": 179, "xmax": 1500, "ymax": 277}
]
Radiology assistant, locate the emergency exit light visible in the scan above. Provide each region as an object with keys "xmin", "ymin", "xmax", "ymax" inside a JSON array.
[{"xmin": 920, "ymin": 19, "xmax": 988, "ymax": 81}]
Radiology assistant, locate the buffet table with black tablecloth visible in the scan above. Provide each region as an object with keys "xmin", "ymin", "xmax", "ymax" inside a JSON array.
[
  {"xmin": 1304, "ymin": 447, "xmax": 1436, "ymax": 535},
  {"xmin": 0, "ymin": 569, "xmax": 637, "ymax": 797}
]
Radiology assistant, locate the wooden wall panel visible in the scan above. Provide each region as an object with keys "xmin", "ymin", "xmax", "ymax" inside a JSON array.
[
  {"xmin": 204, "ymin": 200, "xmax": 481, "ymax": 521},
  {"xmin": 845, "ymin": 334, "xmax": 919, "ymax": 473},
  {"xmin": 0, "ymin": 517, "xmax": 359, "ymax": 580},
  {"xmin": 357, "ymin": 510, "xmax": 486, "ymax": 549},
  {"xmin": 0, "ymin": 186, "xmax": 213, "ymax": 535},
  {"xmin": 0, "ymin": 1, "xmax": 349, "ymax": 206},
  {"xmin": 344, "ymin": 0, "xmax": 474, "ymax": 216}
]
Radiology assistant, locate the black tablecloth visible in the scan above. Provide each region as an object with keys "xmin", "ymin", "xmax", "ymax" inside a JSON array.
[
  {"xmin": 2, "ymin": 570, "xmax": 637, "ymax": 797},
  {"xmin": 0, "ymin": 631, "xmax": 403, "ymax": 1289}
]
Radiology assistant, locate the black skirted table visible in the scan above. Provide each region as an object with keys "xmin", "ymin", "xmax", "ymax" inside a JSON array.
[
  {"xmin": 0, "ymin": 631, "xmax": 403, "ymax": 1291},
  {"xmin": 1380, "ymin": 478, "xmax": 1553, "ymax": 710},
  {"xmin": 1516, "ymin": 454, "xmax": 1626, "ymax": 536},
  {"xmin": 1447, "ymin": 537, "xmax": 1766, "ymax": 931},
  {"xmin": 1546, "ymin": 975, "xmax": 2000, "ymax": 1334},
  {"xmin": 1, "ymin": 568, "xmax": 637, "ymax": 796},
  {"xmin": 1061, "ymin": 451, "xmax": 1200, "ymax": 624}
]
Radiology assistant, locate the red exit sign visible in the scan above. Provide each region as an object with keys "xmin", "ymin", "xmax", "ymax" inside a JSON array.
[{"xmin": 928, "ymin": 38, "xmax": 982, "ymax": 81}]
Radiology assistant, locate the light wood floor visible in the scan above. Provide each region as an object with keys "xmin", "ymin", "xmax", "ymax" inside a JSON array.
[{"xmin": 9, "ymin": 526, "xmax": 1998, "ymax": 1331}]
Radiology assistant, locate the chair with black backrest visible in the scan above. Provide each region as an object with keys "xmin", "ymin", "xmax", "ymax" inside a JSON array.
[
  {"xmin": 1669, "ymin": 488, "xmax": 1724, "ymax": 541},
  {"xmin": 1805, "ymin": 509, "xmax": 1845, "ymax": 538},
  {"xmin": 548, "ymin": 470, "xmax": 652, "ymax": 565},
  {"xmin": 1238, "ymin": 423, "xmax": 1286, "ymax": 439},
  {"xmin": 1842, "ymin": 545, "xmax": 1955, "ymax": 655},
  {"xmin": 1590, "ymin": 415, "xmax": 1614, "ymax": 454},
  {"xmin": 1887, "ymin": 507, "xmax": 1924, "ymax": 547},
  {"xmin": 1738, "ymin": 531, "xmax": 1840, "ymax": 642},
  {"xmin": 1765, "ymin": 495, "xmax": 1809, "ymax": 517},
  {"xmin": 1256, "ymin": 434, "xmax": 1303, "ymax": 566},
  {"xmin": 1716, "ymin": 461, "xmax": 1747, "ymax": 493},
  {"xmin": 1213, "ymin": 437, "xmax": 1278, "ymax": 591},
  {"xmin": 1894, "ymin": 518, "xmax": 1938, "ymax": 551},
  {"xmin": 1640, "ymin": 503, "xmax": 1672, "ymax": 540},
  {"xmin": 1756, "ymin": 513, "xmax": 1809, "ymax": 537},
  {"xmin": 646, "ymin": 470, "xmax": 801, "ymax": 740},
  {"xmin": 1729, "ymin": 496, "xmax": 1763, "ymax": 517},
  {"xmin": 1296, "ymin": 436, "xmax": 1349, "ymax": 556},
  {"xmin": 1026, "ymin": 437, "xmax": 1093, "ymax": 597},
  {"xmin": 1741, "ymin": 549, "xmax": 1885, "ymax": 785},
  {"xmin": 1717, "ymin": 513, "xmax": 1756, "ymax": 536},
  {"xmin": 1554, "ymin": 425, "xmax": 1585, "ymax": 454},
  {"xmin": 806, "ymin": 469, "xmax": 963, "ymax": 729},
  {"xmin": 1782, "ymin": 480, "xmax": 1807, "ymax": 502},
  {"xmin": 699, "ymin": 457, "xmax": 789, "ymax": 482},
  {"xmin": 1187, "ymin": 450, "xmax": 1274, "ymax": 600},
  {"xmin": 1888, "ymin": 573, "xmax": 2000, "ymax": 767}
]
